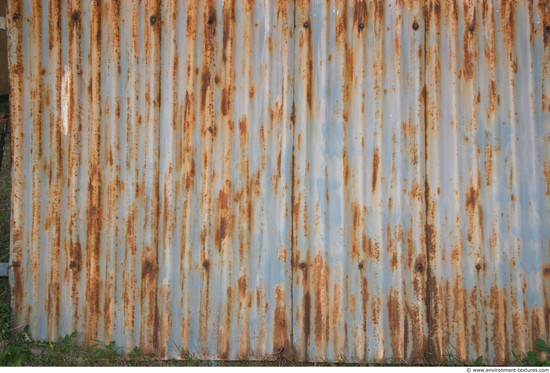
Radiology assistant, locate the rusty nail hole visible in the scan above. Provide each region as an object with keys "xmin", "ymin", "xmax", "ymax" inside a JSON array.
[
  {"xmin": 412, "ymin": 21, "xmax": 419, "ymax": 30},
  {"xmin": 469, "ymin": 23, "xmax": 475, "ymax": 32},
  {"xmin": 475, "ymin": 263, "xmax": 482, "ymax": 271},
  {"xmin": 545, "ymin": 25, "xmax": 550, "ymax": 33},
  {"xmin": 12, "ymin": 12, "xmax": 19, "ymax": 21},
  {"xmin": 416, "ymin": 263, "xmax": 423, "ymax": 272},
  {"xmin": 299, "ymin": 262, "xmax": 307, "ymax": 270},
  {"xmin": 544, "ymin": 267, "xmax": 550, "ymax": 275},
  {"xmin": 207, "ymin": 11, "xmax": 216, "ymax": 25},
  {"xmin": 71, "ymin": 12, "xmax": 80, "ymax": 22},
  {"xmin": 359, "ymin": 22, "xmax": 364, "ymax": 30},
  {"xmin": 11, "ymin": 261, "xmax": 20, "ymax": 268},
  {"xmin": 303, "ymin": 21, "xmax": 309, "ymax": 29},
  {"xmin": 150, "ymin": 15, "xmax": 157, "ymax": 25},
  {"xmin": 202, "ymin": 259, "xmax": 210, "ymax": 269},
  {"xmin": 358, "ymin": 262, "xmax": 364, "ymax": 270}
]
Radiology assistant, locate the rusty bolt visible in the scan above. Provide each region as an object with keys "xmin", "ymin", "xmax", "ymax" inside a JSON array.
[
  {"xmin": 303, "ymin": 21, "xmax": 309, "ymax": 29},
  {"xmin": 202, "ymin": 259, "xmax": 210, "ymax": 269},
  {"xmin": 415, "ymin": 263, "xmax": 423, "ymax": 272},
  {"xmin": 299, "ymin": 262, "xmax": 307, "ymax": 270},
  {"xmin": 150, "ymin": 15, "xmax": 157, "ymax": 25},
  {"xmin": 412, "ymin": 21, "xmax": 419, "ymax": 31},
  {"xmin": 12, "ymin": 12, "xmax": 20, "ymax": 21},
  {"xmin": 469, "ymin": 23, "xmax": 475, "ymax": 32},
  {"xmin": 358, "ymin": 22, "xmax": 364, "ymax": 30},
  {"xmin": 475, "ymin": 263, "xmax": 482, "ymax": 271}
]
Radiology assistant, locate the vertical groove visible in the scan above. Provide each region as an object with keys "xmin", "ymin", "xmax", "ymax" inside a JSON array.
[
  {"xmin": 289, "ymin": 0, "xmax": 297, "ymax": 359},
  {"xmin": 422, "ymin": 0, "xmax": 433, "ymax": 363}
]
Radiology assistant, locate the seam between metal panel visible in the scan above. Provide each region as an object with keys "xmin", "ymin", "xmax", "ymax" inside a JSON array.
[
  {"xmin": 289, "ymin": 0, "xmax": 297, "ymax": 359},
  {"xmin": 422, "ymin": 1, "xmax": 434, "ymax": 363}
]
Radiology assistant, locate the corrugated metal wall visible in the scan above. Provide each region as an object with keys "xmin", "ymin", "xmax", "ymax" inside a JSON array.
[
  {"xmin": 425, "ymin": 0, "xmax": 550, "ymax": 364},
  {"xmin": 292, "ymin": 0, "xmax": 427, "ymax": 362},
  {"xmin": 6, "ymin": 0, "xmax": 549, "ymax": 363}
]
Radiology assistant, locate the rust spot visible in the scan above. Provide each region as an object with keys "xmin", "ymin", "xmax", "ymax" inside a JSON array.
[
  {"xmin": 239, "ymin": 117, "xmax": 247, "ymax": 138},
  {"xmin": 150, "ymin": 15, "xmax": 157, "ymax": 25},
  {"xmin": 202, "ymin": 259, "xmax": 210, "ymax": 270},
  {"xmin": 200, "ymin": 70, "xmax": 211, "ymax": 110},
  {"xmin": 485, "ymin": 145, "xmax": 493, "ymax": 186},
  {"xmin": 353, "ymin": 0, "xmax": 367, "ymax": 31},
  {"xmin": 465, "ymin": 185, "xmax": 478, "ymax": 213},
  {"xmin": 366, "ymin": 238, "xmax": 380, "ymax": 261},
  {"xmin": 462, "ymin": 5, "xmax": 476, "ymax": 80},
  {"xmin": 372, "ymin": 148, "xmax": 380, "ymax": 192},
  {"xmin": 207, "ymin": 6, "xmax": 217, "ymax": 25},
  {"xmin": 221, "ymin": 87, "xmax": 231, "ymax": 116},
  {"xmin": 313, "ymin": 254, "xmax": 329, "ymax": 349},
  {"xmin": 238, "ymin": 273, "xmax": 248, "ymax": 299},
  {"xmin": 415, "ymin": 259, "xmax": 424, "ymax": 273},
  {"xmin": 351, "ymin": 201, "xmax": 361, "ymax": 259},
  {"xmin": 303, "ymin": 291, "xmax": 311, "ymax": 353},
  {"xmin": 279, "ymin": 247, "xmax": 287, "ymax": 262},
  {"xmin": 222, "ymin": 2, "xmax": 235, "ymax": 64},
  {"xmin": 387, "ymin": 288, "xmax": 403, "ymax": 359},
  {"xmin": 71, "ymin": 11, "xmax": 80, "ymax": 23},
  {"xmin": 215, "ymin": 217, "xmax": 229, "ymax": 250},
  {"xmin": 142, "ymin": 260, "xmax": 156, "ymax": 278},
  {"xmin": 273, "ymin": 285, "xmax": 287, "ymax": 350}
]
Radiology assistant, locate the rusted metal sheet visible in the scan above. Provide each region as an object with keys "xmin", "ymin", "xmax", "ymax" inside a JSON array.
[
  {"xmin": 8, "ymin": 0, "xmax": 294, "ymax": 360},
  {"xmin": 291, "ymin": 0, "xmax": 427, "ymax": 362},
  {"xmin": 6, "ymin": 0, "xmax": 549, "ymax": 364},
  {"xmin": 424, "ymin": 0, "xmax": 550, "ymax": 364}
]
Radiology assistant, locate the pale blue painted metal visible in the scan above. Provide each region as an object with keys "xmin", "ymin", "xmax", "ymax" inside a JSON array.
[{"xmin": 6, "ymin": 0, "xmax": 550, "ymax": 364}]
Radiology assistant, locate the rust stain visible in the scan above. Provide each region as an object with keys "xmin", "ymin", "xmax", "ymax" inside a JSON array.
[
  {"xmin": 387, "ymin": 288, "xmax": 403, "ymax": 359},
  {"xmin": 313, "ymin": 254, "xmax": 330, "ymax": 350},
  {"xmin": 462, "ymin": 3, "xmax": 476, "ymax": 80},
  {"xmin": 372, "ymin": 148, "xmax": 380, "ymax": 192},
  {"xmin": 273, "ymin": 285, "xmax": 287, "ymax": 350},
  {"xmin": 351, "ymin": 201, "xmax": 361, "ymax": 259}
]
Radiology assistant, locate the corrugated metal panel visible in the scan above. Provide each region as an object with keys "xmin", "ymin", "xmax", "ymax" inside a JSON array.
[
  {"xmin": 6, "ymin": 0, "xmax": 549, "ymax": 364},
  {"xmin": 291, "ymin": 0, "xmax": 427, "ymax": 362},
  {"xmin": 424, "ymin": 0, "xmax": 549, "ymax": 364},
  {"xmin": 8, "ymin": 0, "xmax": 294, "ymax": 360}
]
